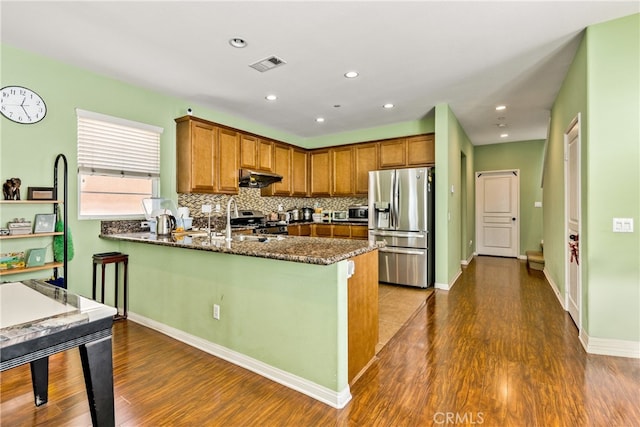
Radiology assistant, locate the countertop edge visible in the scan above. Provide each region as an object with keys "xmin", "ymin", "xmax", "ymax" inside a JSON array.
[{"xmin": 100, "ymin": 233, "xmax": 382, "ymax": 266}]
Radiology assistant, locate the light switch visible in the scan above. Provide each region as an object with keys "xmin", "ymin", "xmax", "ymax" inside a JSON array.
[
  {"xmin": 613, "ymin": 218, "xmax": 634, "ymax": 233},
  {"xmin": 534, "ymin": 201, "xmax": 542, "ymax": 208}
]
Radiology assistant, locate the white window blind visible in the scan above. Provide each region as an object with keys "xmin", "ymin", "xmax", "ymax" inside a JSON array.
[{"xmin": 76, "ymin": 109, "xmax": 163, "ymax": 177}]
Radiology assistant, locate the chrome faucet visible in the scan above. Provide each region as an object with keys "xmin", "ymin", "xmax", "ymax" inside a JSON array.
[{"xmin": 225, "ymin": 197, "xmax": 239, "ymax": 241}]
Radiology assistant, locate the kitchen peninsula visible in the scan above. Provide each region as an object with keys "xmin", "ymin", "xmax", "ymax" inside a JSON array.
[{"xmin": 100, "ymin": 231, "xmax": 380, "ymax": 408}]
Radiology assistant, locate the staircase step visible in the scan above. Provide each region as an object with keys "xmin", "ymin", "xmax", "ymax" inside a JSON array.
[{"xmin": 526, "ymin": 250, "xmax": 545, "ymax": 271}]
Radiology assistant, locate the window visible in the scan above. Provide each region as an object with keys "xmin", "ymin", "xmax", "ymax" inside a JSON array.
[{"xmin": 77, "ymin": 109, "xmax": 163, "ymax": 219}]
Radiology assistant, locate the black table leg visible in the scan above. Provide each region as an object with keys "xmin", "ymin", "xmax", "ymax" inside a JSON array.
[
  {"xmin": 29, "ymin": 357, "xmax": 49, "ymax": 406},
  {"xmin": 79, "ymin": 336, "xmax": 115, "ymax": 427}
]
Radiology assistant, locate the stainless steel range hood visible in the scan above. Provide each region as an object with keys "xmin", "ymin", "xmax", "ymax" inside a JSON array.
[{"xmin": 238, "ymin": 169, "xmax": 283, "ymax": 188}]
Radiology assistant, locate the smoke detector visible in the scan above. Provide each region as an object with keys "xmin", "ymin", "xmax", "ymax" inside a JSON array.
[{"xmin": 250, "ymin": 56, "xmax": 287, "ymax": 72}]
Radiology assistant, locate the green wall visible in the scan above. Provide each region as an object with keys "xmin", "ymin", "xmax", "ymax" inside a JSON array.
[
  {"xmin": 114, "ymin": 241, "xmax": 349, "ymax": 392},
  {"xmin": 475, "ymin": 140, "xmax": 545, "ymax": 256},
  {"xmin": 434, "ymin": 104, "xmax": 475, "ymax": 287},
  {"xmin": 546, "ymin": 14, "xmax": 639, "ymax": 342}
]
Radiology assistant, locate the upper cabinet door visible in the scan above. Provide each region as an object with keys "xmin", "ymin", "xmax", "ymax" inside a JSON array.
[
  {"xmin": 331, "ymin": 146, "xmax": 354, "ymax": 196},
  {"xmin": 310, "ymin": 149, "xmax": 331, "ymax": 197},
  {"xmin": 354, "ymin": 143, "xmax": 378, "ymax": 195},
  {"xmin": 407, "ymin": 134, "xmax": 435, "ymax": 166},
  {"xmin": 258, "ymin": 138, "xmax": 273, "ymax": 172},
  {"xmin": 176, "ymin": 117, "xmax": 216, "ymax": 193},
  {"xmin": 217, "ymin": 127, "xmax": 240, "ymax": 194},
  {"xmin": 263, "ymin": 143, "xmax": 292, "ymax": 196},
  {"xmin": 291, "ymin": 148, "xmax": 309, "ymax": 197},
  {"xmin": 240, "ymin": 134, "xmax": 258, "ymax": 170},
  {"xmin": 378, "ymin": 139, "xmax": 406, "ymax": 169}
]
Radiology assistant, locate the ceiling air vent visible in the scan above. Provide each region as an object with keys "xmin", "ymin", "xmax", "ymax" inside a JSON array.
[{"xmin": 249, "ymin": 55, "xmax": 287, "ymax": 73}]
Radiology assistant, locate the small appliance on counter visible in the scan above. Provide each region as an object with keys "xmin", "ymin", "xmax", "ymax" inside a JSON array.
[
  {"xmin": 331, "ymin": 210, "xmax": 349, "ymax": 222},
  {"xmin": 348, "ymin": 205, "xmax": 368, "ymax": 222}
]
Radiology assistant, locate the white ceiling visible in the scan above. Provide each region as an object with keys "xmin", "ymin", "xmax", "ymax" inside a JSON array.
[{"xmin": 2, "ymin": 1, "xmax": 638, "ymax": 146}]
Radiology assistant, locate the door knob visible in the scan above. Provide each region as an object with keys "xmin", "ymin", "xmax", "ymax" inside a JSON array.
[
  {"xmin": 512, "ymin": 217, "xmax": 516, "ymax": 221},
  {"xmin": 569, "ymin": 234, "xmax": 578, "ymax": 241}
]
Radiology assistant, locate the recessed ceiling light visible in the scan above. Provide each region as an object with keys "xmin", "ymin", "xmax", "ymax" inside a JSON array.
[
  {"xmin": 265, "ymin": 94, "xmax": 277, "ymax": 101},
  {"xmin": 496, "ymin": 105, "xmax": 507, "ymax": 111},
  {"xmin": 229, "ymin": 38, "xmax": 247, "ymax": 48},
  {"xmin": 500, "ymin": 133, "xmax": 509, "ymax": 138},
  {"xmin": 316, "ymin": 117, "xmax": 325, "ymax": 123},
  {"xmin": 496, "ymin": 123, "xmax": 507, "ymax": 128},
  {"xmin": 383, "ymin": 103, "xmax": 395, "ymax": 109},
  {"xmin": 344, "ymin": 71, "xmax": 359, "ymax": 78}
]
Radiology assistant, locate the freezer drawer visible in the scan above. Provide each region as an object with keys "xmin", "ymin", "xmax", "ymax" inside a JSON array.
[
  {"xmin": 378, "ymin": 246, "xmax": 429, "ymax": 288},
  {"xmin": 369, "ymin": 230, "xmax": 429, "ymax": 249}
]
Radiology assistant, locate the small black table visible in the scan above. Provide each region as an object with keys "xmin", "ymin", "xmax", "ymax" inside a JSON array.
[{"xmin": 0, "ymin": 280, "xmax": 118, "ymax": 426}]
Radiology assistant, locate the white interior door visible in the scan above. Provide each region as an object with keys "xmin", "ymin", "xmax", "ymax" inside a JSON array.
[
  {"xmin": 475, "ymin": 170, "xmax": 519, "ymax": 257},
  {"xmin": 566, "ymin": 116, "xmax": 581, "ymax": 327}
]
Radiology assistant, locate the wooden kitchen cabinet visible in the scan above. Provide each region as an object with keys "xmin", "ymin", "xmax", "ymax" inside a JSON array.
[
  {"xmin": 332, "ymin": 224, "xmax": 352, "ymax": 239},
  {"xmin": 217, "ymin": 127, "xmax": 240, "ymax": 194},
  {"xmin": 311, "ymin": 224, "xmax": 333, "ymax": 237},
  {"xmin": 350, "ymin": 225, "xmax": 368, "ymax": 240},
  {"xmin": 240, "ymin": 134, "xmax": 258, "ymax": 169},
  {"xmin": 176, "ymin": 117, "xmax": 217, "ymax": 193},
  {"xmin": 258, "ymin": 138, "xmax": 273, "ymax": 171},
  {"xmin": 354, "ymin": 142, "xmax": 378, "ymax": 195},
  {"xmin": 240, "ymin": 134, "xmax": 273, "ymax": 172},
  {"xmin": 377, "ymin": 134, "xmax": 435, "ymax": 169},
  {"xmin": 348, "ymin": 250, "xmax": 378, "ymax": 383},
  {"xmin": 176, "ymin": 116, "xmax": 240, "ymax": 194},
  {"xmin": 262, "ymin": 143, "xmax": 292, "ymax": 196},
  {"xmin": 291, "ymin": 148, "xmax": 309, "ymax": 197},
  {"xmin": 378, "ymin": 138, "xmax": 406, "ymax": 169},
  {"xmin": 331, "ymin": 146, "xmax": 354, "ymax": 196},
  {"xmin": 407, "ymin": 134, "xmax": 435, "ymax": 166},
  {"xmin": 287, "ymin": 223, "xmax": 311, "ymax": 236},
  {"xmin": 309, "ymin": 149, "xmax": 331, "ymax": 197}
]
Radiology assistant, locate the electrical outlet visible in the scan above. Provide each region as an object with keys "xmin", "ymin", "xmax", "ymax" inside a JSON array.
[
  {"xmin": 215, "ymin": 204, "xmax": 221, "ymax": 213},
  {"xmin": 469, "ymin": 240, "xmax": 473, "ymax": 247},
  {"xmin": 213, "ymin": 304, "xmax": 220, "ymax": 320},
  {"xmin": 202, "ymin": 204, "xmax": 212, "ymax": 214}
]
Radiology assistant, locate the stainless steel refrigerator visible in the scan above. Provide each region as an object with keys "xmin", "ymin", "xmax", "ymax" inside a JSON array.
[{"xmin": 368, "ymin": 167, "xmax": 435, "ymax": 288}]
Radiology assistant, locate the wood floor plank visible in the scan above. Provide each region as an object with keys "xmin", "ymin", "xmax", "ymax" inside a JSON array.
[{"xmin": 2, "ymin": 256, "xmax": 639, "ymax": 426}]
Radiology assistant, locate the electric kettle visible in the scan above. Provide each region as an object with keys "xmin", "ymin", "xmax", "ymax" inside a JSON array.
[{"xmin": 156, "ymin": 213, "xmax": 176, "ymax": 235}]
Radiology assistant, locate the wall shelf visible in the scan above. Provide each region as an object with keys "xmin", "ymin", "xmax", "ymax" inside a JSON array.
[
  {"xmin": 0, "ymin": 262, "xmax": 64, "ymax": 276},
  {"xmin": 0, "ymin": 232, "xmax": 64, "ymax": 240}
]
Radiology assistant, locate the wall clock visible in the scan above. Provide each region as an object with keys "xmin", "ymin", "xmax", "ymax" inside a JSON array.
[{"xmin": 0, "ymin": 85, "xmax": 47, "ymax": 124}]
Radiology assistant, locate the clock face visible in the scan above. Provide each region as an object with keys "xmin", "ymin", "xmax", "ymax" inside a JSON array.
[{"xmin": 0, "ymin": 86, "xmax": 47, "ymax": 124}]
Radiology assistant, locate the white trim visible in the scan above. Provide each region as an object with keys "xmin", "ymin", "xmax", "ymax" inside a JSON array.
[
  {"xmin": 76, "ymin": 108, "xmax": 164, "ymax": 134},
  {"xmin": 460, "ymin": 253, "xmax": 474, "ymax": 266},
  {"xmin": 564, "ymin": 114, "xmax": 582, "ymax": 330},
  {"xmin": 543, "ymin": 267, "xmax": 565, "ymax": 309},
  {"xmin": 580, "ymin": 331, "xmax": 640, "ymax": 359},
  {"xmin": 126, "ymin": 312, "xmax": 352, "ymax": 408},
  {"xmin": 436, "ymin": 268, "xmax": 462, "ymax": 291}
]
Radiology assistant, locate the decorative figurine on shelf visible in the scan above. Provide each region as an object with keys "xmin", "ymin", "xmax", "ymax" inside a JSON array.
[{"xmin": 3, "ymin": 178, "xmax": 22, "ymax": 200}]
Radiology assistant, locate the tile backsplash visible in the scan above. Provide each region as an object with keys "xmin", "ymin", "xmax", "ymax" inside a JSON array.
[{"xmin": 178, "ymin": 188, "xmax": 366, "ymax": 218}]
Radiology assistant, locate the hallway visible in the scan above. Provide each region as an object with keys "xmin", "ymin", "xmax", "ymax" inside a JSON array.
[{"xmin": 2, "ymin": 257, "xmax": 639, "ymax": 426}]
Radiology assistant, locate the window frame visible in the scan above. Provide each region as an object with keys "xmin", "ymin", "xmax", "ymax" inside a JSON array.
[{"xmin": 76, "ymin": 109, "xmax": 163, "ymax": 220}]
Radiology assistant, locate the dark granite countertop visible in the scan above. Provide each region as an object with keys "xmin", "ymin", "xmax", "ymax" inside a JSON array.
[{"xmin": 100, "ymin": 232, "xmax": 382, "ymax": 265}]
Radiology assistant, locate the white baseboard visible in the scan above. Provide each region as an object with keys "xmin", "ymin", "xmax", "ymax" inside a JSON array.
[
  {"xmin": 543, "ymin": 267, "xmax": 565, "ymax": 309},
  {"xmin": 580, "ymin": 330, "xmax": 640, "ymax": 359},
  {"xmin": 541, "ymin": 271, "xmax": 639, "ymax": 359},
  {"xmin": 126, "ymin": 312, "xmax": 352, "ymax": 408},
  {"xmin": 460, "ymin": 253, "xmax": 474, "ymax": 266},
  {"xmin": 435, "ymin": 268, "xmax": 462, "ymax": 291}
]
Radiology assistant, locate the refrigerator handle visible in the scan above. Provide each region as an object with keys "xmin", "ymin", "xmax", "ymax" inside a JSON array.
[{"xmin": 392, "ymin": 171, "xmax": 399, "ymax": 228}]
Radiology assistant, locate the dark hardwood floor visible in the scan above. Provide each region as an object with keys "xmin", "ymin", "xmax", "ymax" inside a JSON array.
[{"xmin": 2, "ymin": 256, "xmax": 639, "ymax": 426}]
